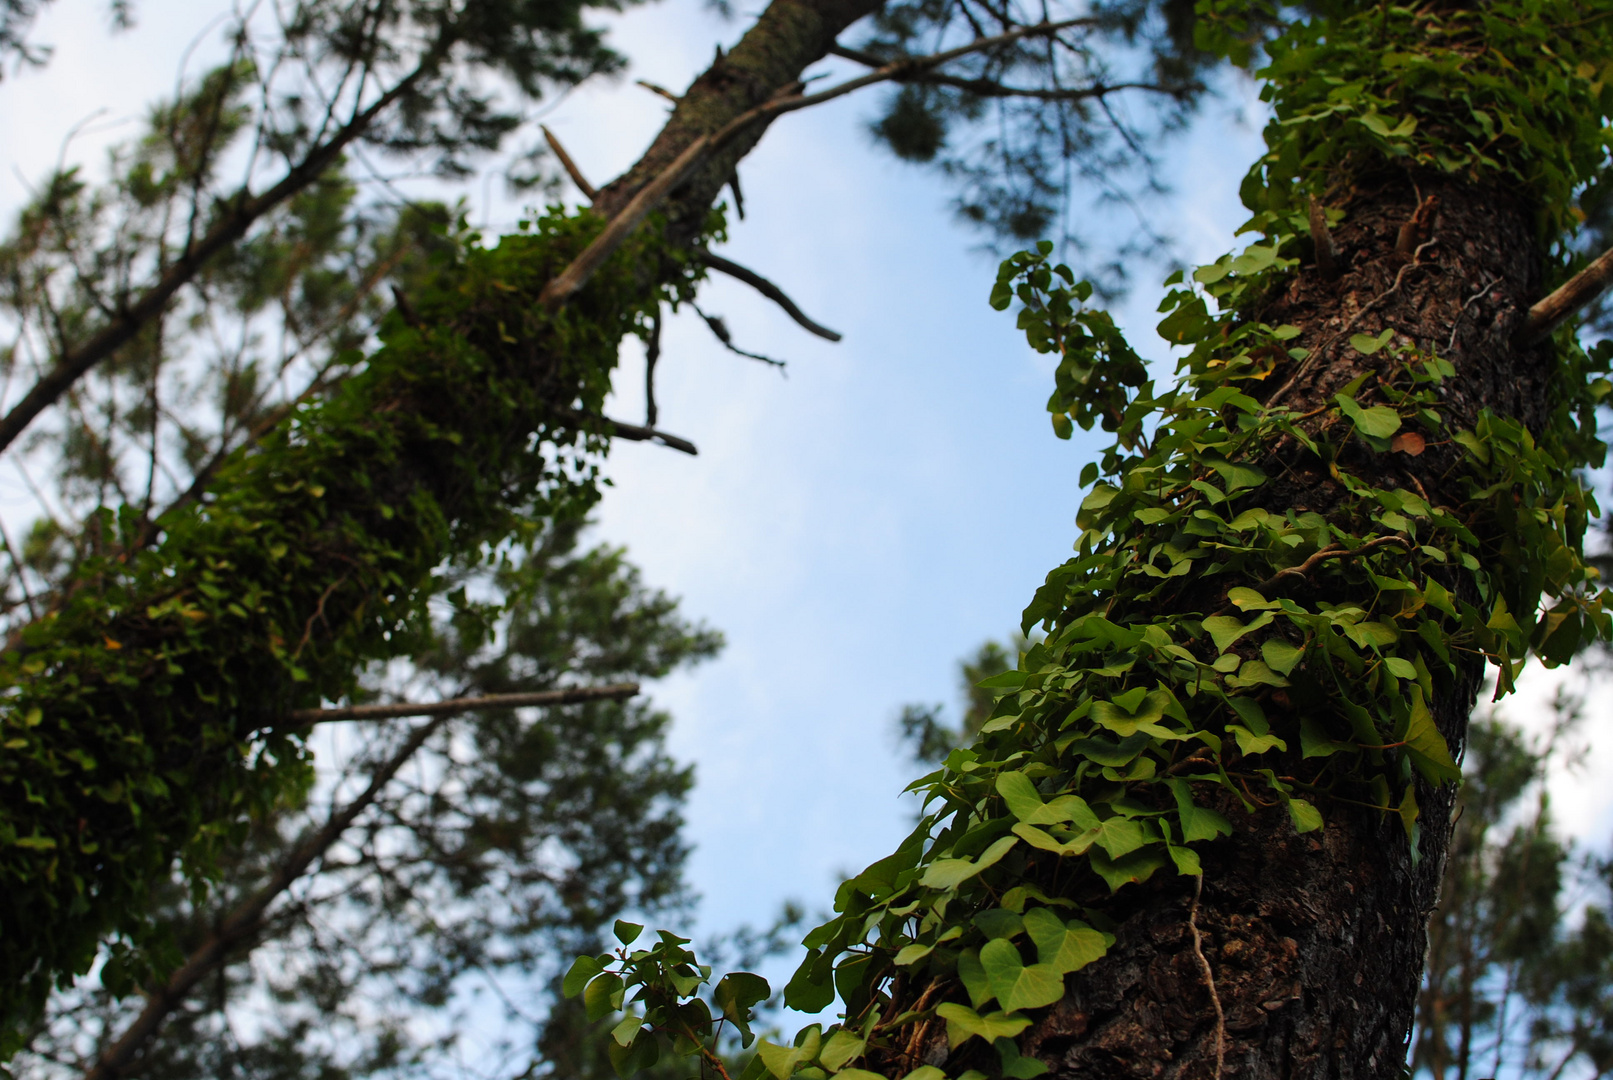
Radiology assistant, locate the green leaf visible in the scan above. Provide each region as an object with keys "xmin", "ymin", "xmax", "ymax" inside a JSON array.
[
  {"xmin": 1227, "ymin": 587, "xmax": 1276, "ymax": 610},
  {"xmin": 1166, "ymin": 779, "xmax": 1233, "ymax": 843},
  {"xmin": 900, "ymin": 1068, "xmax": 947, "ymax": 1080},
  {"xmin": 614, "ymin": 919, "xmax": 644, "ymax": 945},
  {"xmin": 1095, "ymin": 817, "xmax": 1148, "ymax": 859},
  {"xmin": 958, "ymin": 948, "xmax": 993, "ymax": 1009},
  {"xmin": 1336, "ymin": 394, "xmax": 1402, "ymax": 438},
  {"xmin": 1088, "ymin": 848, "xmax": 1169, "ymax": 892},
  {"xmin": 1403, "ymin": 688, "xmax": 1461, "ymax": 783},
  {"xmin": 564, "ymin": 954, "xmax": 605, "ymax": 998},
  {"xmin": 981, "ymin": 938, "xmax": 1065, "ymax": 1011},
  {"xmin": 996, "ymin": 772, "xmax": 1098, "ymax": 829},
  {"xmin": 1022, "ymin": 907, "xmax": 1111, "ymax": 974},
  {"xmin": 1286, "ymin": 798, "xmax": 1323, "ymax": 834},
  {"xmin": 612, "ymin": 1015, "xmax": 644, "ymax": 1047},
  {"xmin": 819, "ymin": 1029, "xmax": 867, "ymax": 1071},
  {"xmin": 1349, "ymin": 328, "xmax": 1395, "ymax": 354},
  {"xmin": 1012, "ymin": 822, "xmax": 1101, "ymax": 857},
  {"xmin": 758, "ymin": 1028, "xmax": 823, "ymax": 1080},
  {"xmin": 1229, "ymin": 724, "xmax": 1287, "ymax": 757},
  {"xmin": 609, "ymin": 1029, "xmax": 660, "ymax": 1079},
  {"xmin": 919, "ymin": 835, "xmax": 1019, "ymax": 890},
  {"xmin": 1260, "ymin": 638, "xmax": 1304, "ymax": 675},
  {"xmin": 1384, "ymin": 656, "xmax": 1416, "ymax": 679},
  {"xmin": 995, "ymin": 1037, "xmax": 1051, "ymax": 1079},
  {"xmin": 893, "ymin": 943, "xmax": 934, "ymax": 966},
  {"xmin": 1204, "ymin": 612, "xmax": 1272, "ymax": 654},
  {"xmin": 935, "ymin": 1003, "xmax": 1033, "ymax": 1049},
  {"xmin": 585, "ymin": 972, "xmax": 624, "ymax": 1021}
]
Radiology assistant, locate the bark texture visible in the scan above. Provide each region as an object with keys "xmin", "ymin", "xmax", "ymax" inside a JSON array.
[
  {"xmin": 593, "ymin": 0, "xmax": 883, "ymax": 241},
  {"xmin": 877, "ymin": 172, "xmax": 1550, "ymax": 1080}
]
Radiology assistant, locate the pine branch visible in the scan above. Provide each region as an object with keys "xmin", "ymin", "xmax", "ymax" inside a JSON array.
[
  {"xmin": 0, "ymin": 48, "xmax": 444, "ymax": 460},
  {"xmin": 80, "ymin": 715, "xmax": 450, "ymax": 1080}
]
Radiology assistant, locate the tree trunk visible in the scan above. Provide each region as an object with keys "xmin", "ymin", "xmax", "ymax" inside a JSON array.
[{"xmin": 876, "ymin": 172, "xmax": 1548, "ymax": 1080}]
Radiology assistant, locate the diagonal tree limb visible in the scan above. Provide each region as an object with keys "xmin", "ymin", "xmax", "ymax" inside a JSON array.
[
  {"xmin": 81, "ymin": 713, "xmax": 450, "ymax": 1080},
  {"xmin": 698, "ymin": 251, "xmax": 842, "ymax": 341},
  {"xmin": 0, "ymin": 52, "xmax": 441, "ymax": 461},
  {"xmin": 538, "ymin": 18, "xmax": 1090, "ymax": 311}
]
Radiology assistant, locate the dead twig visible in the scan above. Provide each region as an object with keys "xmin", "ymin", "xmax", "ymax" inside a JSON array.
[
  {"xmin": 698, "ymin": 250, "xmax": 842, "ymax": 341},
  {"xmin": 1519, "ymin": 242, "xmax": 1613, "ymax": 343},
  {"xmin": 541, "ymin": 124, "xmax": 597, "ymax": 201}
]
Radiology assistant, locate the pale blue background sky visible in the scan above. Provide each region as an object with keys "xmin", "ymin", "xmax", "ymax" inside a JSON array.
[{"xmin": 0, "ymin": 0, "xmax": 1607, "ymax": 984}]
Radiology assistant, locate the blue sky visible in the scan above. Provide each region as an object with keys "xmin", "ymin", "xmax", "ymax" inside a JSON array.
[{"xmin": 1, "ymin": 0, "xmax": 1609, "ymax": 988}]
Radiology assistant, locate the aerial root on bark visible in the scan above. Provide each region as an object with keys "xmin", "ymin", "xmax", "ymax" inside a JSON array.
[{"xmin": 1188, "ymin": 875, "xmax": 1227, "ymax": 1080}]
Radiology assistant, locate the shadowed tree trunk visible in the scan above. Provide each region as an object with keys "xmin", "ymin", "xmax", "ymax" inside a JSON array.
[{"xmin": 867, "ymin": 175, "xmax": 1551, "ymax": 1080}]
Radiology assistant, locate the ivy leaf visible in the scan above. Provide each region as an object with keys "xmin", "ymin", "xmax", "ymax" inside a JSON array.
[
  {"xmin": 1088, "ymin": 848, "xmax": 1169, "ymax": 892},
  {"xmin": 995, "ymin": 1037, "xmax": 1050, "ymax": 1079},
  {"xmin": 614, "ymin": 919, "xmax": 644, "ymax": 945},
  {"xmin": 1166, "ymin": 779, "xmax": 1233, "ymax": 842},
  {"xmin": 715, "ymin": 971, "xmax": 772, "ymax": 1046},
  {"xmin": 958, "ymin": 948, "xmax": 993, "ymax": 1009},
  {"xmin": 980, "ymin": 939, "xmax": 1065, "ymax": 1012},
  {"xmin": 585, "ymin": 972, "xmax": 624, "ymax": 1021},
  {"xmin": 1403, "ymin": 688, "xmax": 1461, "ymax": 783},
  {"xmin": 1094, "ymin": 817, "xmax": 1148, "ymax": 859},
  {"xmin": 819, "ymin": 1028, "xmax": 867, "ymax": 1071},
  {"xmin": 1349, "ymin": 328, "xmax": 1395, "ymax": 354},
  {"xmin": 1287, "ymin": 798, "xmax": 1323, "ymax": 834},
  {"xmin": 1012, "ymin": 822, "xmax": 1101, "ymax": 857},
  {"xmin": 758, "ymin": 1028, "xmax": 822, "ymax": 1080},
  {"xmin": 563, "ymin": 954, "xmax": 605, "ymax": 997},
  {"xmin": 936, "ymin": 1004, "xmax": 1032, "ymax": 1050},
  {"xmin": 612, "ymin": 1015, "xmax": 644, "ymax": 1047},
  {"xmin": 1091, "ymin": 689, "xmax": 1180, "ymax": 737},
  {"xmin": 1022, "ymin": 907, "xmax": 1112, "ymax": 974},
  {"xmin": 1336, "ymin": 394, "xmax": 1402, "ymax": 438},
  {"xmin": 1229, "ymin": 724, "xmax": 1287, "ymax": 757},
  {"xmin": 608, "ymin": 1029, "xmax": 660, "ymax": 1079},
  {"xmin": 1261, "ymin": 639, "xmax": 1305, "ymax": 675},
  {"xmin": 1204, "ymin": 612, "xmax": 1272, "ymax": 653},
  {"xmin": 919, "ymin": 835, "xmax": 1019, "ymax": 890},
  {"xmin": 996, "ymin": 772, "xmax": 1100, "ymax": 829}
]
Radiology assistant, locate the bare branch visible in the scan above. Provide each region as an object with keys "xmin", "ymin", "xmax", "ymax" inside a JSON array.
[
  {"xmin": 541, "ymin": 124, "xmax": 598, "ymax": 201},
  {"xmin": 538, "ymin": 18, "xmax": 1089, "ymax": 311},
  {"xmin": 636, "ymin": 79, "xmax": 681, "ymax": 104},
  {"xmin": 0, "ymin": 50, "xmax": 443, "ymax": 460},
  {"xmin": 573, "ymin": 409, "xmax": 699, "ymax": 456},
  {"xmin": 694, "ymin": 304, "xmax": 787, "ymax": 368},
  {"xmin": 698, "ymin": 251, "xmax": 842, "ymax": 341},
  {"xmin": 1519, "ymin": 243, "xmax": 1613, "ymax": 342},
  {"xmin": 827, "ymin": 45, "xmax": 1175, "ymax": 101},
  {"xmin": 81, "ymin": 714, "xmax": 449, "ymax": 1080},
  {"xmin": 287, "ymin": 683, "xmax": 640, "ymax": 725}
]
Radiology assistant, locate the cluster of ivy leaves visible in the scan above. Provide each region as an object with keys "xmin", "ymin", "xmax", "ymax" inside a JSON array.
[
  {"xmin": 0, "ymin": 205, "xmax": 715, "ymax": 1055},
  {"xmin": 563, "ymin": 2, "xmax": 1613, "ymax": 1079}
]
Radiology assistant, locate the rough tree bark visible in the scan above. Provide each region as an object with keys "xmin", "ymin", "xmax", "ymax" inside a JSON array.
[{"xmin": 869, "ymin": 174, "xmax": 1547, "ymax": 1080}]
